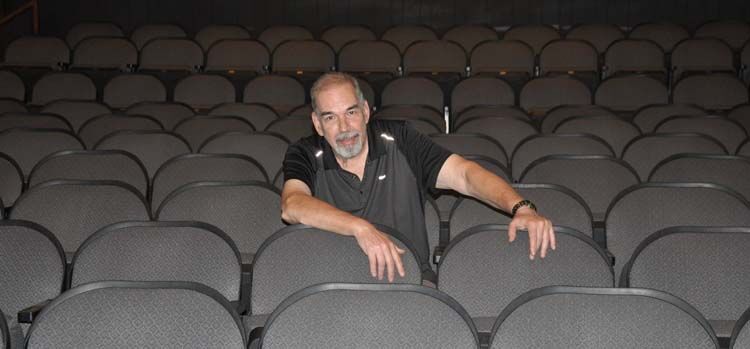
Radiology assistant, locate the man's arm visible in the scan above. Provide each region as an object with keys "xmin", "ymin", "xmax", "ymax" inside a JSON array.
[
  {"xmin": 435, "ymin": 154, "xmax": 556, "ymax": 259},
  {"xmin": 281, "ymin": 179, "xmax": 406, "ymax": 281}
]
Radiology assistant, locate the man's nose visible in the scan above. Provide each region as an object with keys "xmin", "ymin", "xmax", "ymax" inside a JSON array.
[{"xmin": 338, "ymin": 114, "xmax": 350, "ymax": 132}]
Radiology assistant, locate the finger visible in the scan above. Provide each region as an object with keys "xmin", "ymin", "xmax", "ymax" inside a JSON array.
[
  {"xmin": 367, "ymin": 249, "xmax": 376, "ymax": 278},
  {"xmin": 390, "ymin": 243, "xmax": 406, "ymax": 278},
  {"xmin": 376, "ymin": 248, "xmax": 385, "ymax": 280},
  {"xmin": 528, "ymin": 223, "xmax": 538, "ymax": 260},
  {"xmin": 540, "ymin": 222, "xmax": 550, "ymax": 259},
  {"xmin": 508, "ymin": 220, "xmax": 518, "ymax": 242},
  {"xmin": 396, "ymin": 246, "xmax": 406, "ymax": 254},
  {"xmin": 383, "ymin": 245, "xmax": 395, "ymax": 283}
]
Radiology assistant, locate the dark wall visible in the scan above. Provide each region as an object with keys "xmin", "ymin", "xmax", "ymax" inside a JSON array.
[{"xmin": 4, "ymin": 0, "xmax": 750, "ymax": 38}]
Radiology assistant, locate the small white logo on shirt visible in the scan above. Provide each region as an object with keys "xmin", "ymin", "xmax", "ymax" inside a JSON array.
[{"xmin": 378, "ymin": 174, "xmax": 387, "ymax": 180}]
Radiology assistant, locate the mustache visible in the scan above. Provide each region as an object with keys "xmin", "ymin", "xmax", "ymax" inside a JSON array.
[{"xmin": 336, "ymin": 131, "xmax": 360, "ymax": 142}]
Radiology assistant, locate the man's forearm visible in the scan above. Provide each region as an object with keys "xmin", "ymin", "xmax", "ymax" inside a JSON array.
[
  {"xmin": 460, "ymin": 161, "xmax": 524, "ymax": 214},
  {"xmin": 282, "ymin": 192, "xmax": 369, "ymax": 236}
]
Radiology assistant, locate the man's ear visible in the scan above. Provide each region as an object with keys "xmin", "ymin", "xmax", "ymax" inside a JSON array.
[{"xmin": 310, "ymin": 111, "xmax": 324, "ymax": 136}]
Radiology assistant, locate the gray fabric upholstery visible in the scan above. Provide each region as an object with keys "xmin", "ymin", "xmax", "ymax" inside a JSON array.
[
  {"xmin": 78, "ymin": 114, "xmax": 163, "ymax": 147},
  {"xmin": 131, "ymin": 24, "xmax": 187, "ymax": 50},
  {"xmin": 594, "ymin": 74, "xmax": 668, "ymax": 113},
  {"xmin": 739, "ymin": 141, "xmax": 750, "ymax": 157},
  {"xmin": 0, "ymin": 112, "xmax": 71, "ymax": 132},
  {"xmin": 512, "ymin": 134, "xmax": 614, "ymax": 180},
  {"xmin": 321, "ymin": 25, "xmax": 376, "ymax": 52},
  {"xmin": 125, "ymin": 102, "xmax": 193, "ymax": 130},
  {"xmin": 604, "ymin": 39, "xmax": 666, "ymax": 77},
  {"xmin": 673, "ymin": 74, "xmax": 749, "ymax": 111},
  {"xmin": 242, "ymin": 75, "xmax": 305, "ymax": 115},
  {"xmin": 0, "ymin": 71, "xmax": 24, "ymax": 101},
  {"xmin": 173, "ymin": 74, "xmax": 236, "ymax": 110},
  {"xmin": 209, "ymin": 103, "xmax": 279, "ymax": 131},
  {"xmin": 195, "ymin": 24, "xmax": 250, "ymax": 51},
  {"xmin": 541, "ymin": 104, "xmax": 615, "ymax": 133},
  {"xmin": 156, "ymin": 181, "xmax": 285, "ymax": 264},
  {"xmin": 0, "ymin": 129, "xmax": 84, "ymax": 177},
  {"xmin": 41, "ymin": 100, "xmax": 112, "ymax": 131},
  {"xmin": 656, "ymin": 116, "xmax": 747, "ymax": 154},
  {"xmin": 539, "ymin": 39, "xmax": 598, "ymax": 75},
  {"xmin": 503, "ymin": 24, "xmax": 561, "ymax": 54},
  {"xmin": 650, "ymin": 155, "xmax": 750, "ymax": 199},
  {"xmin": 490, "ymin": 287, "xmax": 717, "ymax": 349},
  {"xmin": 71, "ymin": 37, "xmax": 137, "ymax": 70},
  {"xmin": 251, "ymin": 226, "xmax": 422, "ymax": 315},
  {"xmin": 3, "ymin": 36, "xmax": 69, "ymax": 68},
  {"xmin": 337, "ymin": 40, "xmax": 401, "ymax": 75},
  {"xmin": 729, "ymin": 104, "xmax": 750, "ymax": 135},
  {"xmin": 520, "ymin": 155, "xmax": 639, "ymax": 219},
  {"xmin": 439, "ymin": 226, "xmax": 612, "ymax": 320},
  {"xmin": 31, "ymin": 73, "xmax": 96, "ymax": 106},
  {"xmin": 264, "ymin": 117, "xmax": 315, "ymax": 143},
  {"xmin": 204, "ymin": 39, "xmax": 269, "ymax": 75},
  {"xmin": 257, "ymin": 25, "xmax": 313, "ymax": 52},
  {"xmin": 632, "ymin": 103, "xmax": 706, "ymax": 133},
  {"xmin": 450, "ymin": 77, "xmax": 515, "ymax": 115},
  {"xmin": 442, "ymin": 24, "xmax": 497, "ymax": 53},
  {"xmin": 455, "ymin": 116, "xmax": 537, "ymax": 157},
  {"xmin": 10, "ymin": 180, "xmax": 150, "ymax": 253},
  {"xmin": 0, "ymin": 99, "xmax": 26, "ymax": 114},
  {"xmin": 0, "ymin": 221, "xmax": 65, "ymax": 344},
  {"xmin": 554, "ymin": 115, "xmax": 642, "ymax": 156},
  {"xmin": 260, "ymin": 284, "xmax": 478, "ymax": 348},
  {"xmin": 623, "ymin": 227, "xmax": 750, "ymax": 337},
  {"xmin": 566, "ymin": 24, "xmax": 624, "ymax": 53},
  {"xmin": 25, "ymin": 282, "xmax": 245, "ymax": 349},
  {"xmin": 424, "ymin": 199, "xmax": 441, "ymax": 260},
  {"xmin": 431, "ymin": 133, "xmax": 507, "ymax": 166},
  {"xmin": 622, "ymin": 133, "xmax": 727, "ymax": 180},
  {"xmin": 94, "ymin": 130, "xmax": 191, "ymax": 178},
  {"xmin": 66, "ymin": 22, "xmax": 123, "ymax": 47},
  {"xmin": 605, "ymin": 183, "xmax": 750, "ymax": 280},
  {"xmin": 381, "ymin": 77, "xmax": 444, "ymax": 112},
  {"xmin": 629, "ymin": 22, "xmax": 689, "ymax": 52},
  {"xmin": 0, "ymin": 153, "xmax": 23, "ymax": 206},
  {"xmin": 734, "ymin": 310, "xmax": 750, "ymax": 349},
  {"xmin": 173, "ymin": 116, "xmax": 255, "ymax": 150},
  {"xmin": 519, "ymin": 76, "xmax": 591, "ymax": 117},
  {"xmin": 454, "ymin": 105, "xmax": 530, "ymax": 128},
  {"xmin": 151, "ymin": 154, "xmax": 268, "ymax": 212},
  {"xmin": 71, "ymin": 222, "xmax": 242, "ymax": 302},
  {"xmin": 103, "ymin": 74, "xmax": 167, "ymax": 110},
  {"xmin": 671, "ymin": 38, "xmax": 734, "ymax": 81},
  {"xmin": 470, "ymin": 40, "xmax": 535, "ymax": 77},
  {"xmin": 382, "ymin": 24, "xmax": 438, "ymax": 53},
  {"xmin": 199, "ymin": 131, "xmax": 289, "ymax": 183},
  {"xmin": 374, "ymin": 105, "xmax": 445, "ymax": 133},
  {"xmin": 28, "ymin": 150, "xmax": 149, "ymax": 197},
  {"xmin": 450, "ymin": 184, "xmax": 593, "ymax": 238},
  {"xmin": 272, "ymin": 40, "xmax": 335, "ymax": 74},
  {"xmin": 139, "ymin": 38, "xmax": 203, "ymax": 72},
  {"xmin": 403, "ymin": 40, "xmax": 467, "ymax": 75},
  {"xmin": 695, "ymin": 20, "xmax": 750, "ymax": 50}
]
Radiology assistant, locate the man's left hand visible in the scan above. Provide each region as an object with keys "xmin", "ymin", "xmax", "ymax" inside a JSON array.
[{"xmin": 508, "ymin": 207, "xmax": 556, "ymax": 260}]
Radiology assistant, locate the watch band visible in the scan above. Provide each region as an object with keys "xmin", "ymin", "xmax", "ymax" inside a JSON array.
[{"xmin": 511, "ymin": 199, "xmax": 536, "ymax": 216}]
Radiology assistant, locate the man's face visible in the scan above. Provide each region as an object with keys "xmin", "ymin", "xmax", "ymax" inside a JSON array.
[{"xmin": 311, "ymin": 82, "xmax": 370, "ymax": 160}]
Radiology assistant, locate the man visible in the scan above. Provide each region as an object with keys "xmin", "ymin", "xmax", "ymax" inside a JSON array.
[{"xmin": 281, "ymin": 72, "xmax": 555, "ymax": 282}]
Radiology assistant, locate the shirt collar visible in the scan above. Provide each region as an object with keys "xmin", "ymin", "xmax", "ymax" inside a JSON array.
[{"xmin": 320, "ymin": 121, "xmax": 387, "ymax": 170}]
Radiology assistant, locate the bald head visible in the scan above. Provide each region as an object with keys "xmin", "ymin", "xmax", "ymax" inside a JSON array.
[{"xmin": 310, "ymin": 73, "xmax": 365, "ymax": 114}]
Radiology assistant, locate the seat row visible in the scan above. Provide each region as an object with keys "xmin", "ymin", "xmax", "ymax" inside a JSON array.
[
  {"xmin": 2, "ymin": 69, "xmax": 749, "ymax": 121},
  {"xmin": 2, "ymin": 220, "xmax": 749, "ymax": 348}
]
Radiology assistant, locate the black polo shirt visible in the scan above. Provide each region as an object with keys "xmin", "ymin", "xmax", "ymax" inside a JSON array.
[{"xmin": 283, "ymin": 119, "xmax": 452, "ymax": 264}]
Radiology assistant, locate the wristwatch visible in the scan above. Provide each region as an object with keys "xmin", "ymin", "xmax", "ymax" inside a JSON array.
[{"xmin": 511, "ymin": 199, "xmax": 537, "ymax": 216}]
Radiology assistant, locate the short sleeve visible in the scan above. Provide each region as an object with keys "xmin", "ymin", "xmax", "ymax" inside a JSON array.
[
  {"xmin": 282, "ymin": 141, "xmax": 318, "ymax": 192},
  {"xmin": 393, "ymin": 121, "xmax": 453, "ymax": 190}
]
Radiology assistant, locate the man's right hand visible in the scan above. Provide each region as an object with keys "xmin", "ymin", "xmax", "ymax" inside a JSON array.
[{"xmin": 352, "ymin": 222, "xmax": 406, "ymax": 283}]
